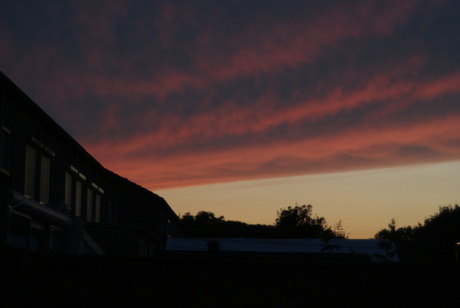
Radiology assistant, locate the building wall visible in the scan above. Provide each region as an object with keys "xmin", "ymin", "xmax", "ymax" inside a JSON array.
[
  {"xmin": 0, "ymin": 71, "xmax": 182, "ymax": 256},
  {"xmin": 0, "ymin": 75, "xmax": 116, "ymax": 223},
  {"xmin": 111, "ymin": 173, "xmax": 183, "ymax": 239}
]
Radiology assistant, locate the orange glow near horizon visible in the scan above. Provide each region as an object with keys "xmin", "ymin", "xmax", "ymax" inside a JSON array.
[{"xmin": 156, "ymin": 161, "xmax": 460, "ymax": 239}]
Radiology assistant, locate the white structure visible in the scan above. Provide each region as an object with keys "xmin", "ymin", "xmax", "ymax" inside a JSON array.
[{"xmin": 166, "ymin": 238, "xmax": 399, "ymax": 262}]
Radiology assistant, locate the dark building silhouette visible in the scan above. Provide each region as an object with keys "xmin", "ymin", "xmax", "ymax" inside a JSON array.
[{"xmin": 0, "ymin": 71, "xmax": 182, "ymax": 258}]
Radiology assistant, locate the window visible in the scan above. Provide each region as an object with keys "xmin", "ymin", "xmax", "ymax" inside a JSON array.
[
  {"xmin": 65, "ymin": 172, "xmax": 72, "ymax": 206},
  {"xmin": 30, "ymin": 222, "xmax": 48, "ymax": 252},
  {"xmin": 40, "ymin": 155, "xmax": 50, "ymax": 203},
  {"xmin": 86, "ymin": 188, "xmax": 94, "ymax": 222},
  {"xmin": 107, "ymin": 202, "xmax": 115, "ymax": 224},
  {"xmin": 75, "ymin": 179, "xmax": 82, "ymax": 216},
  {"xmin": 7, "ymin": 211, "xmax": 31, "ymax": 249},
  {"xmin": 87, "ymin": 184, "xmax": 103, "ymax": 223},
  {"xmin": 24, "ymin": 140, "xmax": 53, "ymax": 204},
  {"xmin": 8, "ymin": 211, "xmax": 62, "ymax": 253},
  {"xmin": 24, "ymin": 144, "xmax": 38, "ymax": 199},
  {"xmin": 0, "ymin": 126, "xmax": 11, "ymax": 173},
  {"xmin": 95, "ymin": 193, "xmax": 101, "ymax": 223},
  {"xmin": 49, "ymin": 226, "xmax": 66, "ymax": 253},
  {"xmin": 65, "ymin": 167, "xmax": 105, "ymax": 222},
  {"xmin": 65, "ymin": 167, "xmax": 85, "ymax": 217}
]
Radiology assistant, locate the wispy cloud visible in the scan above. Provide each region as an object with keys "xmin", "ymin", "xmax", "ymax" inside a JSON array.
[{"xmin": 2, "ymin": 0, "xmax": 460, "ymax": 189}]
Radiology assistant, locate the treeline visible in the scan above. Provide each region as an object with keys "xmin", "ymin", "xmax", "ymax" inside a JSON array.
[
  {"xmin": 179, "ymin": 204, "xmax": 347, "ymax": 239},
  {"xmin": 375, "ymin": 204, "xmax": 460, "ymax": 263}
]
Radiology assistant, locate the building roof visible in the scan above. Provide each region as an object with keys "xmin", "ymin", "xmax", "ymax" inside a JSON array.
[{"xmin": 166, "ymin": 238, "xmax": 399, "ymax": 262}]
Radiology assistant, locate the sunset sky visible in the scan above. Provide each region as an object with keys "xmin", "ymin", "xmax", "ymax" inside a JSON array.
[{"xmin": 2, "ymin": 0, "xmax": 460, "ymax": 238}]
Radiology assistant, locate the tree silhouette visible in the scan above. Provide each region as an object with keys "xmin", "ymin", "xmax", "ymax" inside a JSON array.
[
  {"xmin": 275, "ymin": 204, "xmax": 346, "ymax": 239},
  {"xmin": 179, "ymin": 211, "xmax": 277, "ymax": 238},
  {"xmin": 375, "ymin": 204, "xmax": 460, "ymax": 263},
  {"xmin": 374, "ymin": 219, "xmax": 414, "ymax": 262},
  {"xmin": 179, "ymin": 204, "xmax": 346, "ymax": 239},
  {"xmin": 179, "ymin": 211, "xmax": 224, "ymax": 237}
]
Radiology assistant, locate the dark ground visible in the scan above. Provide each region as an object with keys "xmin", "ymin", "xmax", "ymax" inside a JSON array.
[{"xmin": 2, "ymin": 255, "xmax": 460, "ymax": 307}]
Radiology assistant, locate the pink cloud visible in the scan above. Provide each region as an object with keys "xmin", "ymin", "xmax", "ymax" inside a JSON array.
[
  {"xmin": 10, "ymin": 1, "xmax": 421, "ymax": 106},
  {"xmin": 81, "ymin": 64, "xmax": 460, "ymax": 189},
  {"xmin": 190, "ymin": 1, "xmax": 420, "ymax": 82},
  {"xmin": 93, "ymin": 59, "xmax": 459, "ymax": 148},
  {"xmin": 3, "ymin": 0, "xmax": 459, "ymax": 191},
  {"xmin": 86, "ymin": 115, "xmax": 459, "ymax": 190}
]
